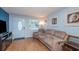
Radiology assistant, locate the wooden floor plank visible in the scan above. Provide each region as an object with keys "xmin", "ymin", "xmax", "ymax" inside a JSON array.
[{"xmin": 6, "ymin": 38, "xmax": 49, "ymax": 51}]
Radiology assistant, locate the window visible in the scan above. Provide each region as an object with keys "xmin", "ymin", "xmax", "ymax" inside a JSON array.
[{"xmin": 27, "ymin": 19, "xmax": 39, "ymax": 30}]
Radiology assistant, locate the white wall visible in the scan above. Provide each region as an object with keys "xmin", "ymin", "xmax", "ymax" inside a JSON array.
[{"xmin": 9, "ymin": 14, "xmax": 38, "ymax": 39}]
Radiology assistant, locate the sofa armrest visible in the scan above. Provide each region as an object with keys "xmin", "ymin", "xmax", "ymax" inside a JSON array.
[{"xmin": 58, "ymin": 41, "xmax": 66, "ymax": 45}]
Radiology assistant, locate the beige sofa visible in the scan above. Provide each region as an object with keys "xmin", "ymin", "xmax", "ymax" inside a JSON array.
[{"xmin": 33, "ymin": 29, "xmax": 68, "ymax": 51}]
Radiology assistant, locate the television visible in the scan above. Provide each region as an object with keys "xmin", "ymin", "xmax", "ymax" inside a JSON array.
[{"xmin": 0, "ymin": 20, "xmax": 7, "ymax": 34}]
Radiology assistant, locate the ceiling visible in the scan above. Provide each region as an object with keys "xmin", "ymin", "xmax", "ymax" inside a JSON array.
[{"xmin": 2, "ymin": 7, "xmax": 63, "ymax": 18}]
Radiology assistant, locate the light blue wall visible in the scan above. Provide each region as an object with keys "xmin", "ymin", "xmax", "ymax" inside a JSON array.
[
  {"xmin": 47, "ymin": 7, "xmax": 79, "ymax": 36},
  {"xmin": 46, "ymin": 7, "xmax": 79, "ymax": 43},
  {"xmin": 9, "ymin": 14, "xmax": 39, "ymax": 39},
  {"xmin": 0, "ymin": 8, "xmax": 9, "ymax": 32}
]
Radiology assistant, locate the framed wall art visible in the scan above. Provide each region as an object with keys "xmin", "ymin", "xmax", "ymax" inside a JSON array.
[
  {"xmin": 66, "ymin": 11, "xmax": 79, "ymax": 26},
  {"xmin": 52, "ymin": 17, "xmax": 57, "ymax": 24},
  {"xmin": 67, "ymin": 12, "xmax": 79, "ymax": 23}
]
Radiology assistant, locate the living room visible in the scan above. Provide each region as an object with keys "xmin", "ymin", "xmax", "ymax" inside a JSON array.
[{"xmin": 0, "ymin": 7, "xmax": 79, "ymax": 51}]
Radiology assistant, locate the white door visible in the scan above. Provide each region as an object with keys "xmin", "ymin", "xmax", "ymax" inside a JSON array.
[{"xmin": 12, "ymin": 16, "xmax": 25, "ymax": 39}]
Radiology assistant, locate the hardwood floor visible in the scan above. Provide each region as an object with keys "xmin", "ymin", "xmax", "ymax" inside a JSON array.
[{"xmin": 6, "ymin": 38, "xmax": 49, "ymax": 51}]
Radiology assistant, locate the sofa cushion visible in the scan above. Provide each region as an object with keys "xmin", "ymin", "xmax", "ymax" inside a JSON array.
[
  {"xmin": 50, "ymin": 36, "xmax": 65, "ymax": 51},
  {"xmin": 46, "ymin": 29, "xmax": 55, "ymax": 35},
  {"xmin": 54, "ymin": 31, "xmax": 66, "ymax": 39}
]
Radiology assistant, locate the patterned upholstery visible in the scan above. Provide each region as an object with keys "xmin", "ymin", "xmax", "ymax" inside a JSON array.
[
  {"xmin": 54, "ymin": 31, "xmax": 66, "ymax": 39},
  {"xmin": 33, "ymin": 29, "xmax": 68, "ymax": 51}
]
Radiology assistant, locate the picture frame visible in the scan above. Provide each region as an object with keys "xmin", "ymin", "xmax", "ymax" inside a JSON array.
[
  {"xmin": 65, "ymin": 11, "xmax": 79, "ymax": 26},
  {"xmin": 52, "ymin": 17, "xmax": 57, "ymax": 24},
  {"xmin": 67, "ymin": 12, "xmax": 79, "ymax": 24}
]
